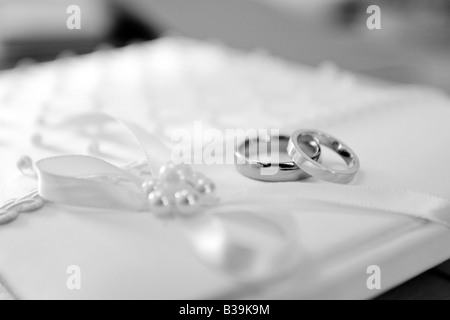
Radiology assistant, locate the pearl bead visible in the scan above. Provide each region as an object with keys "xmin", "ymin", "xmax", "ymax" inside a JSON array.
[
  {"xmin": 150, "ymin": 165, "xmax": 218, "ymax": 216},
  {"xmin": 156, "ymin": 182, "xmax": 181, "ymax": 200},
  {"xmin": 175, "ymin": 164, "xmax": 194, "ymax": 181},
  {"xmin": 142, "ymin": 179, "xmax": 157, "ymax": 196},
  {"xmin": 185, "ymin": 172, "xmax": 205, "ymax": 188},
  {"xmin": 175, "ymin": 188, "xmax": 202, "ymax": 216},
  {"xmin": 195, "ymin": 177, "xmax": 216, "ymax": 195},
  {"xmin": 159, "ymin": 163, "xmax": 182, "ymax": 184},
  {"xmin": 16, "ymin": 155, "xmax": 34, "ymax": 175},
  {"xmin": 192, "ymin": 172, "xmax": 205, "ymax": 180},
  {"xmin": 195, "ymin": 178, "xmax": 217, "ymax": 205},
  {"xmin": 148, "ymin": 190, "xmax": 173, "ymax": 216}
]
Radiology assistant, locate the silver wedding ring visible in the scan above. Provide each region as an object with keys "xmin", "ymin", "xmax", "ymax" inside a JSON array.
[
  {"xmin": 235, "ymin": 129, "xmax": 360, "ymax": 184},
  {"xmin": 235, "ymin": 135, "xmax": 321, "ymax": 182},
  {"xmin": 287, "ymin": 130, "xmax": 360, "ymax": 184}
]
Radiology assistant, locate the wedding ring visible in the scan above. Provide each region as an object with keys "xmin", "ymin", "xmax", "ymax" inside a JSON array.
[
  {"xmin": 235, "ymin": 135, "xmax": 321, "ymax": 182},
  {"xmin": 287, "ymin": 130, "xmax": 360, "ymax": 184}
]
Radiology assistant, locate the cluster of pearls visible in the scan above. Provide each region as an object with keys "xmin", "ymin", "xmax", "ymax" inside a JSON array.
[
  {"xmin": 143, "ymin": 163, "xmax": 217, "ymax": 217},
  {"xmin": 16, "ymin": 155, "xmax": 37, "ymax": 178}
]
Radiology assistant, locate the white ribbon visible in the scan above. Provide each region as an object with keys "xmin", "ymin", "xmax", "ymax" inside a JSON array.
[
  {"xmin": 35, "ymin": 153, "xmax": 450, "ymax": 228},
  {"xmin": 221, "ymin": 184, "xmax": 450, "ymax": 228},
  {"xmin": 36, "ymin": 155, "xmax": 147, "ymax": 211}
]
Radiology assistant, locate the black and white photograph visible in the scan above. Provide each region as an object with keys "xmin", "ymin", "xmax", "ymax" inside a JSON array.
[{"xmin": 1, "ymin": 0, "xmax": 450, "ymax": 303}]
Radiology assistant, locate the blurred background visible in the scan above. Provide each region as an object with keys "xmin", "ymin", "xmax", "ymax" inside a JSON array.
[{"xmin": 0, "ymin": 0, "xmax": 449, "ymax": 90}]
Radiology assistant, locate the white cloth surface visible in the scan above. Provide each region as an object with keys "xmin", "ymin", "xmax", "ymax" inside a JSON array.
[{"xmin": 0, "ymin": 38, "xmax": 450, "ymax": 299}]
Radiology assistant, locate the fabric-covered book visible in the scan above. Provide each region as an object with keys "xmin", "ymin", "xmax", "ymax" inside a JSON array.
[{"xmin": 0, "ymin": 38, "xmax": 449, "ymax": 299}]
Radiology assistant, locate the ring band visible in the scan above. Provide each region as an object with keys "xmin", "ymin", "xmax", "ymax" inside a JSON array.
[
  {"xmin": 235, "ymin": 135, "xmax": 321, "ymax": 182},
  {"xmin": 287, "ymin": 130, "xmax": 360, "ymax": 184}
]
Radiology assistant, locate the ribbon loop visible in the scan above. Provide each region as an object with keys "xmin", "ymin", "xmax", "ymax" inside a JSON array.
[{"xmin": 36, "ymin": 155, "xmax": 147, "ymax": 211}]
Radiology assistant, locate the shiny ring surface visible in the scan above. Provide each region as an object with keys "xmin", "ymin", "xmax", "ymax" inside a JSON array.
[
  {"xmin": 235, "ymin": 135, "xmax": 321, "ymax": 182},
  {"xmin": 287, "ymin": 130, "xmax": 360, "ymax": 184}
]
